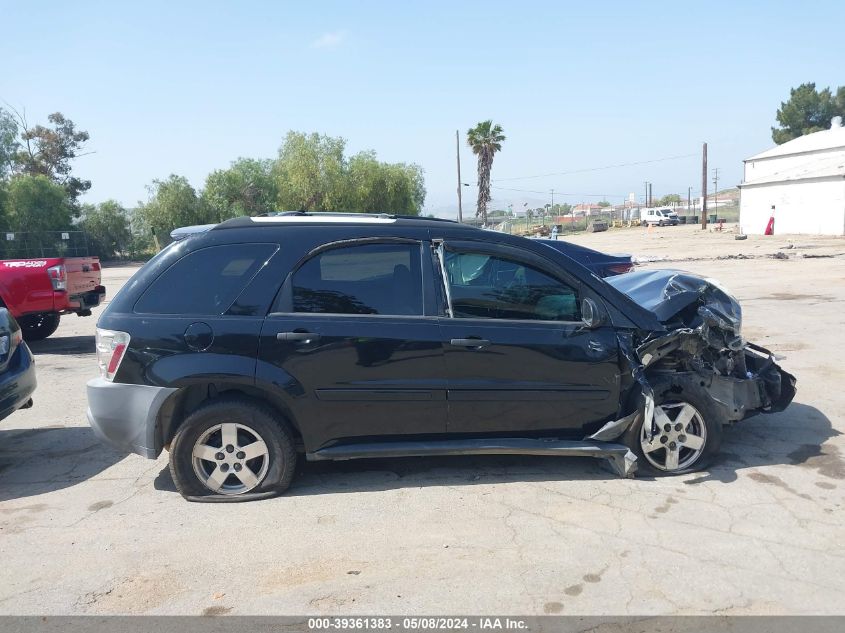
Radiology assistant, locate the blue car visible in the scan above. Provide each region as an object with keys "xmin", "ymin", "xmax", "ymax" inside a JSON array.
[{"xmin": 0, "ymin": 308, "xmax": 36, "ymax": 422}]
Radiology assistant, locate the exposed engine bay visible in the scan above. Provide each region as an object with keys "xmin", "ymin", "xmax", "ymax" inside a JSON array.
[{"xmin": 604, "ymin": 270, "xmax": 797, "ymax": 438}]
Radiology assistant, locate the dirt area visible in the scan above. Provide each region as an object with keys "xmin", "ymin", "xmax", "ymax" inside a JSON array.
[
  {"xmin": 564, "ymin": 221, "xmax": 845, "ymax": 262},
  {"xmin": 1, "ymin": 228, "xmax": 844, "ymax": 615}
]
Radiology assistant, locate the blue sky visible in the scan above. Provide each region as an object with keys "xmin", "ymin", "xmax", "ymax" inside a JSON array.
[{"xmin": 2, "ymin": 0, "xmax": 843, "ymax": 216}]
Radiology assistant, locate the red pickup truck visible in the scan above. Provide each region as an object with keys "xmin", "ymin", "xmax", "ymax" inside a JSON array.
[{"xmin": 0, "ymin": 257, "xmax": 106, "ymax": 340}]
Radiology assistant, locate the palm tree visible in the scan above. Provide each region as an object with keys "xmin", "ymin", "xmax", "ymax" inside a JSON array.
[{"xmin": 466, "ymin": 120, "xmax": 505, "ymax": 225}]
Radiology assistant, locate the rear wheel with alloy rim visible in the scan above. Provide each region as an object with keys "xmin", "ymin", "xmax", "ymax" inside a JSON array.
[
  {"xmin": 623, "ymin": 381, "xmax": 722, "ymax": 475},
  {"xmin": 170, "ymin": 396, "xmax": 297, "ymax": 501},
  {"xmin": 191, "ymin": 422, "xmax": 271, "ymax": 494},
  {"xmin": 20, "ymin": 313, "xmax": 61, "ymax": 341}
]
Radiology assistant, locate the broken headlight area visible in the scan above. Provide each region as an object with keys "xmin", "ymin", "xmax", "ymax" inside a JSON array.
[{"xmin": 596, "ymin": 270, "xmax": 797, "ymax": 442}]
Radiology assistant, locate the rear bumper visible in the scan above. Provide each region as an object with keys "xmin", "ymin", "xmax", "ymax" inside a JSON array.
[
  {"xmin": 63, "ymin": 285, "xmax": 106, "ymax": 314},
  {"xmin": 0, "ymin": 344, "xmax": 37, "ymax": 422},
  {"xmin": 86, "ymin": 377, "xmax": 176, "ymax": 458}
]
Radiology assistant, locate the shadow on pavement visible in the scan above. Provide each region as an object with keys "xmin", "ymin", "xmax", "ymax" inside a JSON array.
[
  {"xmin": 0, "ymin": 426, "xmax": 124, "ymax": 502},
  {"xmin": 26, "ymin": 335, "xmax": 95, "ymax": 356},
  {"xmin": 684, "ymin": 402, "xmax": 841, "ymax": 485},
  {"xmin": 153, "ymin": 401, "xmax": 841, "ymax": 497}
]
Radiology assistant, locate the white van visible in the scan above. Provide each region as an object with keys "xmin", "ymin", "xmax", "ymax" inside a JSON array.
[{"xmin": 642, "ymin": 207, "xmax": 680, "ymax": 226}]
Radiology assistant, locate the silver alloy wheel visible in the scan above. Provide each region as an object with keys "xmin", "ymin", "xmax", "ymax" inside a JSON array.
[
  {"xmin": 191, "ymin": 422, "xmax": 270, "ymax": 495},
  {"xmin": 640, "ymin": 401, "xmax": 708, "ymax": 472}
]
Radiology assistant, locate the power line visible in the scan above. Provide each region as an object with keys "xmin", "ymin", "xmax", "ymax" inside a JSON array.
[
  {"xmin": 492, "ymin": 152, "xmax": 698, "ymax": 182},
  {"xmin": 490, "ymin": 185, "xmax": 628, "ymax": 198}
]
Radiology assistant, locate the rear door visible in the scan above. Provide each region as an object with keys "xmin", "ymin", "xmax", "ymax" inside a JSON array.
[
  {"xmin": 434, "ymin": 240, "xmax": 620, "ymax": 436},
  {"xmin": 130, "ymin": 243, "xmax": 279, "ymax": 386},
  {"xmin": 257, "ymin": 238, "xmax": 448, "ymax": 452}
]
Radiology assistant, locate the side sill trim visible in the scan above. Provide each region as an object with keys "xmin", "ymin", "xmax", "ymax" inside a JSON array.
[{"xmin": 307, "ymin": 437, "xmax": 637, "ymax": 478}]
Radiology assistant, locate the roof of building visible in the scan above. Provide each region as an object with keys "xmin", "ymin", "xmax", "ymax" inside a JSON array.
[
  {"xmin": 740, "ymin": 152, "xmax": 845, "ymax": 187},
  {"xmin": 747, "ymin": 117, "xmax": 845, "ymax": 161}
]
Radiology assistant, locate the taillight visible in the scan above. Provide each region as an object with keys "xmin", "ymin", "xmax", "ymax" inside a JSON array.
[
  {"xmin": 47, "ymin": 264, "xmax": 67, "ymax": 291},
  {"xmin": 606, "ymin": 263, "xmax": 635, "ymax": 276},
  {"xmin": 96, "ymin": 328, "xmax": 130, "ymax": 381}
]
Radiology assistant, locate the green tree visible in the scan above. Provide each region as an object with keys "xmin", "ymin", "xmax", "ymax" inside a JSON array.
[
  {"xmin": 273, "ymin": 132, "xmax": 347, "ymax": 211},
  {"xmin": 466, "ymin": 120, "xmax": 505, "ymax": 225},
  {"xmin": 12, "ymin": 112, "xmax": 91, "ymax": 207},
  {"xmin": 202, "ymin": 158, "xmax": 277, "ymax": 220},
  {"xmin": 772, "ymin": 83, "xmax": 845, "ymax": 144},
  {"xmin": 137, "ymin": 175, "xmax": 211, "ymax": 245},
  {"xmin": 0, "ymin": 182, "xmax": 8, "ymax": 229},
  {"xmin": 2, "ymin": 175, "xmax": 71, "ymax": 232},
  {"xmin": 125, "ymin": 207, "xmax": 155, "ymax": 259},
  {"xmin": 0, "ymin": 108, "xmax": 18, "ymax": 180},
  {"xmin": 597, "ymin": 200, "xmax": 611, "ymax": 208},
  {"xmin": 346, "ymin": 151, "xmax": 424, "ymax": 215},
  {"xmin": 658, "ymin": 194, "xmax": 681, "ymax": 205},
  {"xmin": 79, "ymin": 200, "xmax": 131, "ymax": 258}
]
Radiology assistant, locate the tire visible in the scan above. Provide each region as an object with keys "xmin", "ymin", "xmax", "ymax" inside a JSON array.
[
  {"xmin": 623, "ymin": 378, "xmax": 723, "ymax": 476},
  {"xmin": 169, "ymin": 396, "xmax": 297, "ymax": 501},
  {"xmin": 20, "ymin": 313, "xmax": 61, "ymax": 341}
]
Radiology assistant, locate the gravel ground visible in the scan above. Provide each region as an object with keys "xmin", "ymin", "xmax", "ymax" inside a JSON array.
[{"xmin": 1, "ymin": 225, "xmax": 843, "ymax": 615}]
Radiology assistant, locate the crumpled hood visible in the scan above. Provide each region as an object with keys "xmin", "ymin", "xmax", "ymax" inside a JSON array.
[{"xmin": 606, "ymin": 269, "xmax": 742, "ymax": 333}]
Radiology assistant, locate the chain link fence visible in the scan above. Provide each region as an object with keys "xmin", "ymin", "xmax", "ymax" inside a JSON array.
[{"xmin": 0, "ymin": 231, "xmax": 92, "ymax": 259}]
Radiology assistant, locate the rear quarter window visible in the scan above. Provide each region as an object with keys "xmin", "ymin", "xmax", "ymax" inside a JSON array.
[{"xmin": 134, "ymin": 243, "xmax": 278, "ymax": 315}]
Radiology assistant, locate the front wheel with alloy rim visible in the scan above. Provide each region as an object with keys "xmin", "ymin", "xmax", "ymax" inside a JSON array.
[
  {"xmin": 623, "ymin": 381, "xmax": 723, "ymax": 475},
  {"xmin": 169, "ymin": 397, "xmax": 297, "ymax": 501}
]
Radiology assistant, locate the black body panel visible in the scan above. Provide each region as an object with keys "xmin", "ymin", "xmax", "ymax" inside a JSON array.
[{"xmin": 95, "ymin": 215, "xmax": 791, "ymax": 463}]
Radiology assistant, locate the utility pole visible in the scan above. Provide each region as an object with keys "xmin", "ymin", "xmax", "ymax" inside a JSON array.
[
  {"xmin": 688, "ymin": 186, "xmax": 692, "ymax": 213},
  {"xmin": 643, "ymin": 181, "xmax": 649, "ymax": 207},
  {"xmin": 712, "ymin": 167, "xmax": 720, "ymax": 217},
  {"xmin": 648, "ymin": 183, "xmax": 653, "ymax": 207},
  {"xmin": 550, "ymin": 189, "xmax": 554, "ymax": 217},
  {"xmin": 700, "ymin": 143, "xmax": 708, "ymax": 229},
  {"xmin": 455, "ymin": 130, "xmax": 463, "ymax": 223}
]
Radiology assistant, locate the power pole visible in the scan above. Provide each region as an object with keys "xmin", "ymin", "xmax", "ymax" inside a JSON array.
[
  {"xmin": 712, "ymin": 167, "xmax": 720, "ymax": 217},
  {"xmin": 688, "ymin": 186, "xmax": 692, "ymax": 213},
  {"xmin": 700, "ymin": 142, "xmax": 708, "ymax": 229},
  {"xmin": 644, "ymin": 181, "xmax": 649, "ymax": 207},
  {"xmin": 550, "ymin": 189, "xmax": 554, "ymax": 217},
  {"xmin": 648, "ymin": 183, "xmax": 653, "ymax": 207},
  {"xmin": 455, "ymin": 130, "xmax": 463, "ymax": 223}
]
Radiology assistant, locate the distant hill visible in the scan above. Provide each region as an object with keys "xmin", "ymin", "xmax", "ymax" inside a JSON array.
[{"xmin": 707, "ymin": 187, "xmax": 739, "ymax": 203}]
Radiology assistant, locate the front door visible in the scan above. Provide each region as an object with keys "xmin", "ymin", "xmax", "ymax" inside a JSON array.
[
  {"xmin": 435, "ymin": 241, "xmax": 620, "ymax": 436},
  {"xmin": 257, "ymin": 240, "xmax": 448, "ymax": 451}
]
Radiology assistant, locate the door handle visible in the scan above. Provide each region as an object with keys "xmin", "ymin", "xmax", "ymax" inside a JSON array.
[
  {"xmin": 449, "ymin": 338, "xmax": 491, "ymax": 349},
  {"xmin": 277, "ymin": 331, "xmax": 321, "ymax": 342}
]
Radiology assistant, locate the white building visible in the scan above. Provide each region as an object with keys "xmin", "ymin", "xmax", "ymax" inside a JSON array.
[{"xmin": 739, "ymin": 116, "xmax": 845, "ymax": 235}]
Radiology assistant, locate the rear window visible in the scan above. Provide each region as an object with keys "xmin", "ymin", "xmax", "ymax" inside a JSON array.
[{"xmin": 134, "ymin": 244, "xmax": 277, "ymax": 315}]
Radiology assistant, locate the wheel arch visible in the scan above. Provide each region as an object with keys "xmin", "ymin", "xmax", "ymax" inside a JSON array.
[{"xmin": 155, "ymin": 381, "xmax": 303, "ymax": 453}]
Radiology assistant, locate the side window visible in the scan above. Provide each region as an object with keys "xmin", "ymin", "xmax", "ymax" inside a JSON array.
[
  {"xmin": 444, "ymin": 250, "xmax": 580, "ymax": 321},
  {"xmin": 134, "ymin": 244, "xmax": 277, "ymax": 315},
  {"xmin": 292, "ymin": 243, "xmax": 423, "ymax": 316}
]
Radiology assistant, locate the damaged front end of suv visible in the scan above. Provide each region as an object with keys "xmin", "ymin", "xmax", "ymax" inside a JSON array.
[{"xmin": 594, "ymin": 269, "xmax": 796, "ymax": 475}]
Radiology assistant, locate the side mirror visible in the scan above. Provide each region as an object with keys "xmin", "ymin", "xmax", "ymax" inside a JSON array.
[{"xmin": 581, "ymin": 297, "xmax": 605, "ymax": 329}]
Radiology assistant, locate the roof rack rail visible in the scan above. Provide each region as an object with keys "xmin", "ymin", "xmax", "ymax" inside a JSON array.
[{"xmin": 254, "ymin": 211, "xmax": 457, "ymax": 223}]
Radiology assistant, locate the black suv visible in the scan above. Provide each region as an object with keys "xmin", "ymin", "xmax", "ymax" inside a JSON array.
[{"xmin": 87, "ymin": 213, "xmax": 795, "ymax": 501}]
